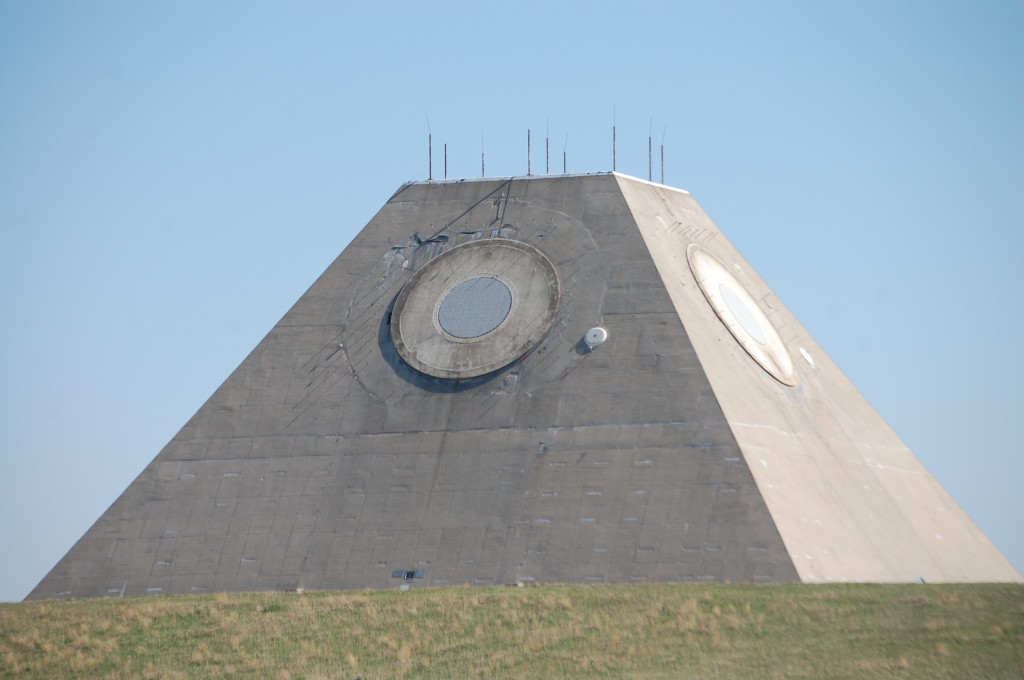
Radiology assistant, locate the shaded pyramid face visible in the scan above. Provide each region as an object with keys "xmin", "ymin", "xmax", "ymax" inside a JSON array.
[{"xmin": 29, "ymin": 173, "xmax": 1020, "ymax": 599}]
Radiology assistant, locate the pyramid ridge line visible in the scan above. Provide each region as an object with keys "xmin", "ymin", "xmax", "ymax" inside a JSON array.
[
  {"xmin": 401, "ymin": 171, "xmax": 690, "ymax": 195},
  {"xmin": 611, "ymin": 171, "xmax": 691, "ymax": 194}
]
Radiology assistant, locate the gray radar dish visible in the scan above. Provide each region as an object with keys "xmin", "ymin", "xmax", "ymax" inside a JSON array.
[{"xmin": 437, "ymin": 277, "xmax": 513, "ymax": 339}]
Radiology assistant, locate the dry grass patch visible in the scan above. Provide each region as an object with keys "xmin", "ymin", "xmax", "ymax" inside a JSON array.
[{"xmin": 1, "ymin": 583, "xmax": 1022, "ymax": 679}]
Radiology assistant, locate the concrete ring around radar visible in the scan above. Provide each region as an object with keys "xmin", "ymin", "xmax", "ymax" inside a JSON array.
[
  {"xmin": 686, "ymin": 243, "xmax": 797, "ymax": 386},
  {"xmin": 391, "ymin": 238, "xmax": 561, "ymax": 379}
]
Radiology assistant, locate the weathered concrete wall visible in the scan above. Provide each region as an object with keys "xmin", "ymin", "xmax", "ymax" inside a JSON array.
[
  {"xmin": 619, "ymin": 173, "xmax": 1020, "ymax": 582},
  {"xmin": 30, "ymin": 174, "xmax": 800, "ymax": 599},
  {"xmin": 30, "ymin": 173, "xmax": 1018, "ymax": 600}
]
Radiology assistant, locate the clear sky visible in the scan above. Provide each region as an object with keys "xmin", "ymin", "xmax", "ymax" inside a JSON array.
[{"xmin": 1, "ymin": 1, "xmax": 1021, "ymax": 601}]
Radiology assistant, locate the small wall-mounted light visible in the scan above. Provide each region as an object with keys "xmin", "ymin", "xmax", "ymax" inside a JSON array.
[{"xmin": 583, "ymin": 326, "xmax": 608, "ymax": 350}]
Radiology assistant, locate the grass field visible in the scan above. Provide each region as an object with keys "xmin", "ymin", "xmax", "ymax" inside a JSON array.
[{"xmin": 2, "ymin": 583, "xmax": 1022, "ymax": 679}]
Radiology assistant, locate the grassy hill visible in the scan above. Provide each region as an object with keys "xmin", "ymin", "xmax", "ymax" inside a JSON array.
[{"xmin": 2, "ymin": 583, "xmax": 1022, "ymax": 679}]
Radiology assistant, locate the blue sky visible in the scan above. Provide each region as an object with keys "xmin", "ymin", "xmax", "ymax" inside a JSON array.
[{"xmin": 1, "ymin": 1, "xmax": 1021, "ymax": 601}]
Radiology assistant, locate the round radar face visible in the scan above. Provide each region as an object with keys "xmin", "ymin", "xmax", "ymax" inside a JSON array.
[
  {"xmin": 391, "ymin": 239, "xmax": 561, "ymax": 379},
  {"xmin": 686, "ymin": 244, "xmax": 797, "ymax": 386}
]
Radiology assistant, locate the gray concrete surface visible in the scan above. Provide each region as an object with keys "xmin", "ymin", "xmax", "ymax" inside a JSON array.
[{"xmin": 28, "ymin": 173, "xmax": 1019, "ymax": 600}]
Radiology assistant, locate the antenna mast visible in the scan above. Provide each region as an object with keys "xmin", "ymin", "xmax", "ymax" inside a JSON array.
[
  {"xmin": 612, "ymin": 107, "xmax": 617, "ymax": 171},
  {"xmin": 660, "ymin": 126, "xmax": 667, "ymax": 184}
]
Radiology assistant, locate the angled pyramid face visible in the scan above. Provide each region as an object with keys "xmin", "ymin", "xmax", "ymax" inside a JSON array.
[{"xmin": 29, "ymin": 173, "xmax": 1019, "ymax": 599}]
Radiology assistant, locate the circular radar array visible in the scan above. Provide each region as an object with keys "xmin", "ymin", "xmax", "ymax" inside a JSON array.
[
  {"xmin": 391, "ymin": 239, "xmax": 561, "ymax": 379},
  {"xmin": 686, "ymin": 243, "xmax": 797, "ymax": 386}
]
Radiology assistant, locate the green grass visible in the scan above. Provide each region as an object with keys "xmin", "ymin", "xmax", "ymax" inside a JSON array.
[{"xmin": 2, "ymin": 583, "xmax": 1022, "ymax": 679}]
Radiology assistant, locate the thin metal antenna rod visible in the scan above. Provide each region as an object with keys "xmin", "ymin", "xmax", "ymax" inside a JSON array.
[
  {"xmin": 481, "ymin": 134, "xmax": 485, "ymax": 177},
  {"xmin": 660, "ymin": 125, "xmax": 667, "ymax": 185},
  {"xmin": 527, "ymin": 129, "xmax": 532, "ymax": 175},
  {"xmin": 444, "ymin": 143, "xmax": 447, "ymax": 179},
  {"xmin": 612, "ymin": 107, "xmax": 617, "ymax": 172},
  {"xmin": 545, "ymin": 118, "xmax": 550, "ymax": 174},
  {"xmin": 563, "ymin": 133, "xmax": 568, "ymax": 173}
]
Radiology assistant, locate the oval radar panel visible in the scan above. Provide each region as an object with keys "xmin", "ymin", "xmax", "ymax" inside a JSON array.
[
  {"xmin": 686, "ymin": 243, "xmax": 797, "ymax": 386},
  {"xmin": 391, "ymin": 239, "xmax": 561, "ymax": 379}
]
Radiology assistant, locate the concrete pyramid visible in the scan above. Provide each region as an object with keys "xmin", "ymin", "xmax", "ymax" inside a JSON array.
[{"xmin": 29, "ymin": 173, "xmax": 1020, "ymax": 599}]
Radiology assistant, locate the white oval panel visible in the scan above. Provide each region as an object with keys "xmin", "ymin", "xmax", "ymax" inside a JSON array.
[{"xmin": 686, "ymin": 244, "xmax": 797, "ymax": 386}]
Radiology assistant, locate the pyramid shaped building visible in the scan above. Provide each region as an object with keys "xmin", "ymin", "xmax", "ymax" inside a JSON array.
[{"xmin": 29, "ymin": 173, "xmax": 1020, "ymax": 599}]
